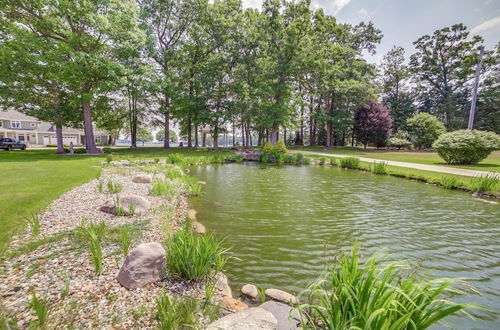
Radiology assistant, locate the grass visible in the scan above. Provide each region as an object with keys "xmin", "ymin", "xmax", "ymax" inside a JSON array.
[
  {"xmin": 119, "ymin": 224, "xmax": 133, "ymax": 256},
  {"xmin": 469, "ymin": 174, "xmax": 500, "ymax": 193},
  {"xmin": 298, "ymin": 243, "xmax": 482, "ymax": 329},
  {"xmin": 156, "ymin": 289, "xmax": 199, "ymax": 330},
  {"xmin": 107, "ymin": 180, "xmax": 123, "ymax": 193},
  {"xmin": 293, "ymin": 146, "xmax": 500, "ymax": 172},
  {"xmin": 25, "ymin": 213, "xmax": 40, "ymax": 238},
  {"xmin": 339, "ymin": 157, "xmax": 360, "ymax": 169},
  {"xmin": 29, "ymin": 289, "xmax": 50, "ymax": 327},
  {"xmin": 165, "ymin": 228, "xmax": 229, "ymax": 281}
]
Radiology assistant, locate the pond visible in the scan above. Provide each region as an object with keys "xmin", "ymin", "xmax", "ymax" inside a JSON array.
[{"xmin": 190, "ymin": 163, "xmax": 500, "ymax": 329}]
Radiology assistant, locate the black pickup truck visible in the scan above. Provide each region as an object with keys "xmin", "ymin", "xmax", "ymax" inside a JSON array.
[{"xmin": 0, "ymin": 138, "xmax": 27, "ymax": 151}]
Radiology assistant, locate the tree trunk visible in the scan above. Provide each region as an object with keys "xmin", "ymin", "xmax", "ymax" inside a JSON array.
[
  {"xmin": 325, "ymin": 121, "xmax": 333, "ymax": 149},
  {"xmin": 194, "ymin": 123, "xmax": 199, "ymax": 147},
  {"xmin": 163, "ymin": 95, "xmax": 170, "ymax": 149},
  {"xmin": 55, "ymin": 123, "xmax": 64, "ymax": 154},
  {"xmin": 187, "ymin": 117, "xmax": 192, "ymax": 148},
  {"xmin": 309, "ymin": 101, "xmax": 315, "ymax": 146},
  {"xmin": 202, "ymin": 133, "xmax": 206, "ymax": 147},
  {"xmin": 283, "ymin": 126, "xmax": 287, "ymax": 145},
  {"xmin": 82, "ymin": 100, "xmax": 100, "ymax": 153},
  {"xmin": 213, "ymin": 124, "xmax": 219, "ymax": 150}
]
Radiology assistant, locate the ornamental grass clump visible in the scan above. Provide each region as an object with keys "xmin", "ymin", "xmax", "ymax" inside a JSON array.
[
  {"xmin": 156, "ymin": 289, "xmax": 199, "ymax": 329},
  {"xmin": 469, "ymin": 173, "xmax": 499, "ymax": 194},
  {"xmin": 29, "ymin": 289, "xmax": 50, "ymax": 327},
  {"xmin": 433, "ymin": 130, "xmax": 500, "ymax": 164},
  {"xmin": 165, "ymin": 229, "xmax": 229, "ymax": 281},
  {"xmin": 371, "ymin": 161, "xmax": 387, "ymax": 175},
  {"xmin": 340, "ymin": 157, "xmax": 360, "ymax": 169},
  {"xmin": 298, "ymin": 244, "xmax": 481, "ymax": 329}
]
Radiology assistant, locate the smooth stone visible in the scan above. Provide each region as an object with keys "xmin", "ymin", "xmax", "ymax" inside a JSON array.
[
  {"xmin": 192, "ymin": 221, "xmax": 206, "ymax": 234},
  {"xmin": 265, "ymin": 289, "xmax": 297, "ymax": 305},
  {"xmin": 117, "ymin": 242, "xmax": 166, "ymax": 289},
  {"xmin": 241, "ymin": 284, "xmax": 259, "ymax": 301},
  {"xmin": 132, "ymin": 174, "xmax": 152, "ymax": 183},
  {"xmin": 187, "ymin": 209, "xmax": 197, "ymax": 220},
  {"xmin": 206, "ymin": 307, "xmax": 277, "ymax": 330},
  {"xmin": 216, "ymin": 272, "xmax": 232, "ymax": 297},
  {"xmin": 260, "ymin": 301, "xmax": 301, "ymax": 330},
  {"xmin": 198, "ymin": 181, "xmax": 207, "ymax": 185},
  {"xmin": 222, "ymin": 296, "xmax": 248, "ymax": 312},
  {"xmin": 100, "ymin": 194, "xmax": 151, "ymax": 215}
]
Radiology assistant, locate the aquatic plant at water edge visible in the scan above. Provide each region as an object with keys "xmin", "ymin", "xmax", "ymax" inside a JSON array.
[
  {"xmin": 156, "ymin": 289, "xmax": 199, "ymax": 329},
  {"xmin": 303, "ymin": 157, "xmax": 310, "ymax": 165},
  {"xmin": 371, "ymin": 161, "xmax": 387, "ymax": 175},
  {"xmin": 210, "ymin": 154, "xmax": 225, "ymax": 164},
  {"xmin": 167, "ymin": 153, "xmax": 185, "ymax": 165},
  {"xmin": 259, "ymin": 153, "xmax": 269, "ymax": 163},
  {"xmin": 295, "ymin": 153, "xmax": 304, "ymax": 164},
  {"xmin": 319, "ymin": 157, "xmax": 326, "ymax": 165},
  {"xmin": 437, "ymin": 176, "xmax": 461, "ymax": 189},
  {"xmin": 298, "ymin": 244, "xmax": 481, "ymax": 329},
  {"xmin": 165, "ymin": 229, "xmax": 229, "ymax": 280},
  {"xmin": 29, "ymin": 289, "xmax": 50, "ymax": 327},
  {"xmin": 230, "ymin": 154, "xmax": 244, "ymax": 163},
  {"xmin": 339, "ymin": 157, "xmax": 360, "ymax": 169},
  {"xmin": 150, "ymin": 179, "xmax": 183, "ymax": 199},
  {"xmin": 284, "ymin": 154, "xmax": 295, "ymax": 164},
  {"xmin": 469, "ymin": 173, "xmax": 499, "ymax": 193}
]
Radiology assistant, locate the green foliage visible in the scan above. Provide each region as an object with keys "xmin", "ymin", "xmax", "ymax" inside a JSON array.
[
  {"xmin": 284, "ymin": 154, "xmax": 295, "ymax": 164},
  {"xmin": 340, "ymin": 157, "xmax": 360, "ymax": 169},
  {"xmin": 303, "ymin": 157, "xmax": 311, "ymax": 165},
  {"xmin": 371, "ymin": 161, "xmax": 387, "ymax": 174},
  {"xmin": 437, "ymin": 176, "xmax": 461, "ymax": 189},
  {"xmin": 29, "ymin": 289, "xmax": 50, "ymax": 327},
  {"xmin": 272, "ymin": 140, "xmax": 287, "ymax": 155},
  {"xmin": 298, "ymin": 244, "xmax": 480, "ymax": 329},
  {"xmin": 167, "ymin": 153, "xmax": 185, "ymax": 165},
  {"xmin": 149, "ymin": 179, "xmax": 183, "ymax": 199},
  {"xmin": 230, "ymin": 154, "xmax": 244, "ymax": 163},
  {"xmin": 156, "ymin": 289, "xmax": 199, "ymax": 330},
  {"xmin": 260, "ymin": 142, "xmax": 273, "ymax": 155},
  {"xmin": 74, "ymin": 148, "xmax": 86, "ymax": 154},
  {"xmin": 319, "ymin": 157, "xmax": 326, "ymax": 165},
  {"xmin": 165, "ymin": 229, "xmax": 229, "ymax": 281},
  {"xmin": 210, "ymin": 154, "xmax": 225, "ymax": 164},
  {"xmin": 156, "ymin": 129, "xmax": 179, "ymax": 143},
  {"xmin": 433, "ymin": 130, "xmax": 500, "ymax": 164},
  {"xmin": 105, "ymin": 154, "xmax": 113, "ymax": 163},
  {"xmin": 107, "ymin": 181, "xmax": 123, "ymax": 193},
  {"xmin": 25, "ymin": 213, "xmax": 40, "ymax": 238},
  {"xmin": 181, "ymin": 176, "xmax": 202, "ymax": 196},
  {"xmin": 75, "ymin": 221, "xmax": 105, "ymax": 274},
  {"xmin": 259, "ymin": 153, "xmax": 269, "ymax": 163},
  {"xmin": 469, "ymin": 174, "xmax": 499, "ymax": 194},
  {"xmin": 119, "ymin": 225, "xmax": 133, "ymax": 256},
  {"xmin": 103, "ymin": 147, "xmax": 112, "ymax": 154},
  {"xmin": 407, "ymin": 113, "xmax": 446, "ymax": 149},
  {"xmin": 295, "ymin": 153, "xmax": 304, "ymax": 164},
  {"xmin": 387, "ymin": 137, "xmax": 412, "ymax": 149}
]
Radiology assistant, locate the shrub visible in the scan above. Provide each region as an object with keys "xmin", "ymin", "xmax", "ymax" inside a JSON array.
[
  {"xmin": 231, "ymin": 154, "xmax": 244, "ymax": 163},
  {"xmin": 284, "ymin": 154, "xmax": 295, "ymax": 164},
  {"xmin": 433, "ymin": 130, "xmax": 500, "ymax": 164},
  {"xmin": 387, "ymin": 137, "xmax": 412, "ymax": 149},
  {"xmin": 74, "ymin": 148, "xmax": 86, "ymax": 154},
  {"xmin": 319, "ymin": 157, "xmax": 326, "ymax": 165},
  {"xmin": 303, "ymin": 157, "xmax": 310, "ymax": 165},
  {"xmin": 340, "ymin": 157, "xmax": 360, "ymax": 169},
  {"xmin": 298, "ymin": 244, "xmax": 480, "ymax": 329},
  {"xmin": 295, "ymin": 153, "xmax": 304, "ymax": 164},
  {"xmin": 103, "ymin": 147, "xmax": 112, "ymax": 154},
  {"xmin": 258, "ymin": 153, "xmax": 269, "ymax": 163},
  {"xmin": 407, "ymin": 113, "xmax": 446, "ymax": 149},
  {"xmin": 210, "ymin": 154, "xmax": 225, "ymax": 164},
  {"xmin": 260, "ymin": 142, "xmax": 273, "ymax": 155},
  {"xmin": 272, "ymin": 140, "xmax": 287, "ymax": 155},
  {"xmin": 105, "ymin": 154, "xmax": 113, "ymax": 164},
  {"xmin": 165, "ymin": 229, "xmax": 229, "ymax": 280},
  {"xmin": 354, "ymin": 102, "xmax": 393, "ymax": 148},
  {"xmin": 275, "ymin": 153, "xmax": 284, "ymax": 163}
]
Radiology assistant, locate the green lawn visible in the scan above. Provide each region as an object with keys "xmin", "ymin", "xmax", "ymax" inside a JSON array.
[
  {"xmin": 292, "ymin": 146, "xmax": 500, "ymax": 172},
  {"xmin": 0, "ymin": 147, "xmax": 231, "ymax": 255}
]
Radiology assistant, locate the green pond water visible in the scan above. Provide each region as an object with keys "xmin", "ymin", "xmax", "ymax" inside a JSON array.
[{"xmin": 190, "ymin": 163, "xmax": 500, "ymax": 329}]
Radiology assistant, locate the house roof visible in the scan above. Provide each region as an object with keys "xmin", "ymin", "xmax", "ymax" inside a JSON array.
[{"xmin": 0, "ymin": 109, "xmax": 41, "ymax": 122}]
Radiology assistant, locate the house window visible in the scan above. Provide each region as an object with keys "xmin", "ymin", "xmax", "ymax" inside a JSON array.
[
  {"xmin": 18, "ymin": 134, "xmax": 25, "ymax": 141},
  {"xmin": 11, "ymin": 121, "xmax": 21, "ymax": 128},
  {"xmin": 30, "ymin": 123, "xmax": 37, "ymax": 127},
  {"xmin": 0, "ymin": 121, "xmax": 3, "ymax": 128}
]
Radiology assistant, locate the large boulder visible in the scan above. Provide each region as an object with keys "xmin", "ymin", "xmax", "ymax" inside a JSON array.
[
  {"xmin": 241, "ymin": 284, "xmax": 259, "ymax": 301},
  {"xmin": 221, "ymin": 296, "xmax": 248, "ymax": 312},
  {"xmin": 260, "ymin": 301, "xmax": 301, "ymax": 330},
  {"xmin": 192, "ymin": 221, "xmax": 206, "ymax": 234},
  {"xmin": 206, "ymin": 307, "xmax": 277, "ymax": 330},
  {"xmin": 216, "ymin": 273, "xmax": 232, "ymax": 297},
  {"xmin": 187, "ymin": 209, "xmax": 197, "ymax": 220},
  {"xmin": 265, "ymin": 289, "xmax": 297, "ymax": 305},
  {"xmin": 117, "ymin": 242, "xmax": 166, "ymax": 289},
  {"xmin": 100, "ymin": 194, "xmax": 151, "ymax": 216},
  {"xmin": 132, "ymin": 174, "xmax": 152, "ymax": 183}
]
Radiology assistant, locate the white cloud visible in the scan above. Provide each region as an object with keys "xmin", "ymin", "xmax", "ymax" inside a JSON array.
[
  {"xmin": 241, "ymin": 0, "xmax": 262, "ymax": 9},
  {"xmin": 357, "ymin": 8, "xmax": 370, "ymax": 19},
  {"xmin": 470, "ymin": 15, "xmax": 500, "ymax": 35}
]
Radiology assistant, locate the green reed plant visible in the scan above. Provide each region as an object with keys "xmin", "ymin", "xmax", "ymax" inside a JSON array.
[
  {"xmin": 437, "ymin": 176, "xmax": 461, "ymax": 189},
  {"xmin": 167, "ymin": 153, "xmax": 185, "ymax": 165},
  {"xmin": 75, "ymin": 221, "xmax": 104, "ymax": 274},
  {"xmin": 469, "ymin": 173, "xmax": 499, "ymax": 194},
  {"xmin": 29, "ymin": 289, "xmax": 50, "ymax": 327},
  {"xmin": 275, "ymin": 153, "xmax": 284, "ymax": 164},
  {"xmin": 211, "ymin": 154, "xmax": 225, "ymax": 164},
  {"xmin": 284, "ymin": 154, "xmax": 295, "ymax": 164},
  {"xmin": 298, "ymin": 243, "xmax": 481, "ymax": 329},
  {"xmin": 259, "ymin": 153, "xmax": 269, "ymax": 163},
  {"xmin": 165, "ymin": 168, "xmax": 184, "ymax": 180},
  {"xmin": 165, "ymin": 229, "xmax": 230, "ymax": 281},
  {"xmin": 25, "ymin": 213, "xmax": 40, "ymax": 238},
  {"xmin": 107, "ymin": 180, "xmax": 123, "ymax": 193},
  {"xmin": 231, "ymin": 154, "xmax": 244, "ymax": 163},
  {"xmin": 319, "ymin": 157, "xmax": 326, "ymax": 165},
  {"xmin": 105, "ymin": 154, "xmax": 113, "ymax": 164},
  {"xmin": 119, "ymin": 225, "xmax": 133, "ymax": 256},
  {"xmin": 295, "ymin": 153, "xmax": 304, "ymax": 164},
  {"xmin": 258, "ymin": 287, "xmax": 266, "ymax": 303},
  {"xmin": 339, "ymin": 157, "xmax": 360, "ymax": 169},
  {"xmin": 371, "ymin": 161, "xmax": 387, "ymax": 175},
  {"xmin": 150, "ymin": 179, "xmax": 183, "ymax": 199},
  {"xmin": 156, "ymin": 289, "xmax": 199, "ymax": 330},
  {"xmin": 97, "ymin": 180, "xmax": 103, "ymax": 193},
  {"xmin": 303, "ymin": 157, "xmax": 311, "ymax": 165},
  {"xmin": 329, "ymin": 158, "xmax": 337, "ymax": 166}
]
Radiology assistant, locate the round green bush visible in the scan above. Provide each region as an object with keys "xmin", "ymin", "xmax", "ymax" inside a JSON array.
[
  {"xmin": 432, "ymin": 130, "xmax": 500, "ymax": 164},
  {"xmin": 272, "ymin": 140, "xmax": 287, "ymax": 155},
  {"xmin": 260, "ymin": 142, "xmax": 273, "ymax": 155},
  {"xmin": 387, "ymin": 137, "xmax": 412, "ymax": 149}
]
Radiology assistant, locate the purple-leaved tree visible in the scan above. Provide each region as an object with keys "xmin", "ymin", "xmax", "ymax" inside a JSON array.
[{"xmin": 354, "ymin": 102, "xmax": 393, "ymax": 148}]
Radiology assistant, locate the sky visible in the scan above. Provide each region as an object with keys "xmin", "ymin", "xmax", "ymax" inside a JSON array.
[{"xmin": 242, "ymin": 0, "xmax": 500, "ymax": 63}]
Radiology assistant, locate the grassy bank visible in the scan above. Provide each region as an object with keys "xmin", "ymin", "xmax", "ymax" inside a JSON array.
[
  {"xmin": 292, "ymin": 146, "xmax": 500, "ymax": 172},
  {"xmin": 0, "ymin": 147, "xmax": 231, "ymax": 255}
]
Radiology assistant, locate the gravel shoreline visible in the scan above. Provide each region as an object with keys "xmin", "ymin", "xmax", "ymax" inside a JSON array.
[{"xmin": 0, "ymin": 163, "xmax": 201, "ymax": 328}]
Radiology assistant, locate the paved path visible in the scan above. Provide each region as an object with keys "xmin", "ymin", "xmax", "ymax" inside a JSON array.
[{"xmin": 297, "ymin": 150, "xmax": 497, "ymax": 177}]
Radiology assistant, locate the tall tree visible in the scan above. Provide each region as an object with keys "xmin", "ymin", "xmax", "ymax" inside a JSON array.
[
  {"xmin": 354, "ymin": 102, "xmax": 393, "ymax": 148},
  {"xmin": 380, "ymin": 46, "xmax": 415, "ymax": 132}
]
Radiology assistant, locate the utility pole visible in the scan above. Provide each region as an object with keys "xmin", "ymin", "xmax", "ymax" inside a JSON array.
[{"xmin": 468, "ymin": 46, "xmax": 484, "ymax": 130}]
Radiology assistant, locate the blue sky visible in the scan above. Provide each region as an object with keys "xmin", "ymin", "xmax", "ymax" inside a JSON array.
[{"xmin": 242, "ymin": 0, "xmax": 500, "ymax": 63}]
